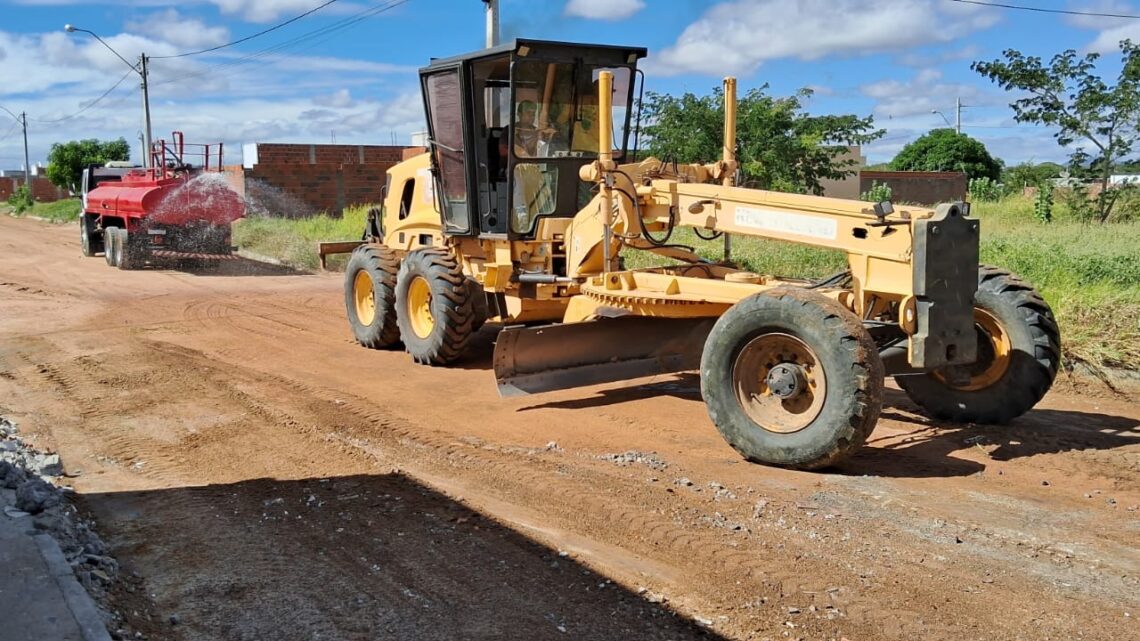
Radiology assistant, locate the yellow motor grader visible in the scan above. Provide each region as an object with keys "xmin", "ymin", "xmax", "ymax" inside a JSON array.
[{"xmin": 321, "ymin": 39, "xmax": 1060, "ymax": 469}]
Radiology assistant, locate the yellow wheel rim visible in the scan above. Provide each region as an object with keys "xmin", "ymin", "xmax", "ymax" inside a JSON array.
[
  {"xmin": 732, "ymin": 333, "xmax": 827, "ymax": 434},
  {"xmin": 352, "ymin": 270, "xmax": 376, "ymax": 326},
  {"xmin": 936, "ymin": 308, "xmax": 1012, "ymax": 391},
  {"xmin": 407, "ymin": 275, "xmax": 434, "ymax": 339}
]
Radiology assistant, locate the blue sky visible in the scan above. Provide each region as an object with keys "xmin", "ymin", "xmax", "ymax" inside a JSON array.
[{"xmin": 1, "ymin": 0, "xmax": 1138, "ymax": 169}]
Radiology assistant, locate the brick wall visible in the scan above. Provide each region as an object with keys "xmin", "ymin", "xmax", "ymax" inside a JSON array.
[
  {"xmin": 243, "ymin": 143, "xmax": 411, "ymax": 216},
  {"xmin": 0, "ymin": 177, "xmax": 70, "ymax": 203},
  {"xmin": 859, "ymin": 171, "xmax": 967, "ymax": 205}
]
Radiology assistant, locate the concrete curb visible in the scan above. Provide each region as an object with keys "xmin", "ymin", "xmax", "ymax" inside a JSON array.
[{"xmin": 33, "ymin": 533, "xmax": 113, "ymax": 641}]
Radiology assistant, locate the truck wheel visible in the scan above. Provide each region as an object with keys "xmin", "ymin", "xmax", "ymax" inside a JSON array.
[
  {"xmin": 896, "ymin": 267, "xmax": 1060, "ymax": 423},
  {"xmin": 103, "ymin": 227, "xmax": 121, "ymax": 267},
  {"xmin": 117, "ymin": 229, "xmax": 141, "ymax": 270},
  {"xmin": 344, "ymin": 245, "xmax": 401, "ymax": 349},
  {"xmin": 395, "ymin": 248, "xmax": 477, "ymax": 365},
  {"xmin": 80, "ymin": 215, "xmax": 103, "ymax": 257},
  {"xmin": 700, "ymin": 287, "xmax": 884, "ymax": 470}
]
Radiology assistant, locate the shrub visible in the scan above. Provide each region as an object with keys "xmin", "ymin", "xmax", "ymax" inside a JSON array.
[
  {"xmin": 860, "ymin": 181, "xmax": 893, "ymax": 202},
  {"xmin": 968, "ymin": 176, "xmax": 1005, "ymax": 202},
  {"xmin": 6, "ymin": 185, "xmax": 34, "ymax": 214},
  {"xmin": 1108, "ymin": 185, "xmax": 1139, "ymax": 222},
  {"xmin": 1058, "ymin": 185, "xmax": 1098, "ymax": 223},
  {"xmin": 1033, "ymin": 186, "xmax": 1053, "ymax": 223}
]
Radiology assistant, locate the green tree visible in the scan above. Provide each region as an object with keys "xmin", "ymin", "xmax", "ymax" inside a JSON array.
[
  {"xmin": 1002, "ymin": 161, "xmax": 1063, "ymax": 190},
  {"xmin": 889, "ymin": 128, "xmax": 1001, "ymax": 180},
  {"xmin": 972, "ymin": 40, "xmax": 1140, "ymax": 222},
  {"xmin": 640, "ymin": 85, "xmax": 883, "ymax": 194},
  {"xmin": 45, "ymin": 138, "xmax": 131, "ymax": 192}
]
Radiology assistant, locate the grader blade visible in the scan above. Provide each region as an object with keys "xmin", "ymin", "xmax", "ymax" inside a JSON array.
[{"xmin": 493, "ymin": 316, "xmax": 716, "ymax": 396}]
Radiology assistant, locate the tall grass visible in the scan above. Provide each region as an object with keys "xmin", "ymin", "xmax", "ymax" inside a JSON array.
[
  {"xmin": 4, "ymin": 198, "xmax": 83, "ymax": 223},
  {"xmin": 237, "ymin": 195, "xmax": 1140, "ymax": 371},
  {"xmin": 623, "ymin": 195, "xmax": 1140, "ymax": 371},
  {"xmin": 972, "ymin": 197, "xmax": 1140, "ymax": 371},
  {"xmin": 232, "ymin": 205, "xmax": 370, "ymax": 270}
]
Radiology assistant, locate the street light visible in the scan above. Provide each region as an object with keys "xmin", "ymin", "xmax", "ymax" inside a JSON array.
[
  {"xmin": 931, "ymin": 109, "xmax": 954, "ymax": 129},
  {"xmin": 65, "ymin": 24, "xmax": 152, "ymax": 168}
]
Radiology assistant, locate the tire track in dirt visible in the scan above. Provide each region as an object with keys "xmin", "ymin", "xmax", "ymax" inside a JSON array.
[
  {"xmin": 126, "ymin": 340, "xmax": 914, "ymax": 639},
  {"xmin": 3, "ymin": 215, "xmax": 1138, "ymax": 641},
  {"xmin": 9, "ymin": 299, "xmax": 1136, "ymax": 640},
  {"xmin": 6, "ymin": 335, "xmax": 715, "ymax": 640},
  {"xmin": 134, "ymin": 339, "xmax": 1124, "ymax": 641}
]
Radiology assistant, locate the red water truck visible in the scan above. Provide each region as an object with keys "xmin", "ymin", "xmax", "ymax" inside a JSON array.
[{"xmin": 79, "ymin": 132, "xmax": 245, "ymax": 269}]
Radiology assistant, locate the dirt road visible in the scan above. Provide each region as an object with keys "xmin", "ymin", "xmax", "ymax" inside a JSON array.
[{"xmin": 1, "ymin": 214, "xmax": 1137, "ymax": 641}]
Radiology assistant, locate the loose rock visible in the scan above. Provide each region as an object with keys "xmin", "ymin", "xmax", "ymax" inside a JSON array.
[{"xmin": 16, "ymin": 478, "xmax": 62, "ymax": 513}]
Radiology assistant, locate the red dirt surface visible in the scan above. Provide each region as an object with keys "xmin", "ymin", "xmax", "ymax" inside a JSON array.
[{"xmin": 1, "ymin": 215, "xmax": 1136, "ymax": 640}]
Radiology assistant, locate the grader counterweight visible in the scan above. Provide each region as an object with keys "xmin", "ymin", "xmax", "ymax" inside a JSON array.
[{"xmin": 322, "ymin": 39, "xmax": 1060, "ymax": 470}]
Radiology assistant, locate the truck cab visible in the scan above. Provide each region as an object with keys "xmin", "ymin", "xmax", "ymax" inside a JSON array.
[{"xmin": 418, "ymin": 39, "xmax": 646, "ymax": 239}]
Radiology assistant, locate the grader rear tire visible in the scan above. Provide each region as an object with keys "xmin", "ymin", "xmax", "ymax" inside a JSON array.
[
  {"xmin": 103, "ymin": 227, "xmax": 121, "ymax": 267},
  {"xmin": 344, "ymin": 245, "xmax": 401, "ymax": 349},
  {"xmin": 395, "ymin": 248, "xmax": 478, "ymax": 365},
  {"xmin": 896, "ymin": 266, "xmax": 1060, "ymax": 423},
  {"xmin": 700, "ymin": 287, "xmax": 884, "ymax": 470}
]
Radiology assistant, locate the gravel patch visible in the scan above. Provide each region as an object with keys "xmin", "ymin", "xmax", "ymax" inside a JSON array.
[
  {"xmin": 0, "ymin": 416, "xmax": 124, "ymax": 634},
  {"xmin": 598, "ymin": 450, "xmax": 669, "ymax": 471}
]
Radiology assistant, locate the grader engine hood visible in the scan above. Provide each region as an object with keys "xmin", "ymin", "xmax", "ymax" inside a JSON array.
[{"xmin": 909, "ymin": 202, "xmax": 980, "ymax": 369}]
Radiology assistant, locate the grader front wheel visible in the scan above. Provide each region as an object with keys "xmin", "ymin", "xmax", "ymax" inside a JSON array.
[
  {"xmin": 700, "ymin": 288, "xmax": 884, "ymax": 470},
  {"xmin": 896, "ymin": 266, "xmax": 1060, "ymax": 423},
  {"xmin": 394, "ymin": 248, "xmax": 478, "ymax": 365}
]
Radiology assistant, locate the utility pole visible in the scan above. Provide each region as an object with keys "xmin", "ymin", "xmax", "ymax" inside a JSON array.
[
  {"xmin": 956, "ymin": 96, "xmax": 962, "ymax": 135},
  {"xmin": 139, "ymin": 53, "xmax": 153, "ymax": 168},
  {"xmin": 20, "ymin": 112, "xmax": 29, "ymax": 188},
  {"xmin": 0, "ymin": 105, "xmax": 30, "ymax": 187},
  {"xmin": 483, "ymin": 0, "xmax": 499, "ymax": 48},
  {"xmin": 65, "ymin": 25, "xmax": 154, "ymax": 168}
]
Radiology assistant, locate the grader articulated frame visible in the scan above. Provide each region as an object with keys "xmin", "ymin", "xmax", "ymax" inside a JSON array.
[{"xmin": 322, "ymin": 39, "xmax": 1060, "ymax": 470}]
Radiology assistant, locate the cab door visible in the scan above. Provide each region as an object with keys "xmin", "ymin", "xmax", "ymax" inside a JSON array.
[{"xmin": 422, "ymin": 67, "xmax": 473, "ymax": 236}]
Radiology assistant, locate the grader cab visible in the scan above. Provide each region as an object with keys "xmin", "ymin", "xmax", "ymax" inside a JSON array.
[{"xmin": 321, "ymin": 39, "xmax": 1060, "ymax": 470}]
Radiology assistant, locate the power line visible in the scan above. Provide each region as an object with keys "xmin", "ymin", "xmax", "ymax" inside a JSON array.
[
  {"xmin": 34, "ymin": 68, "xmax": 136, "ymax": 124},
  {"xmin": 150, "ymin": 0, "xmax": 342, "ymax": 59},
  {"xmin": 948, "ymin": 0, "xmax": 1140, "ymax": 19},
  {"xmin": 151, "ymin": 0, "xmax": 409, "ymax": 88},
  {"xmin": 0, "ymin": 121, "xmax": 20, "ymax": 142}
]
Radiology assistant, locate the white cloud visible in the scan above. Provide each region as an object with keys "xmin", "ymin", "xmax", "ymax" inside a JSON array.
[
  {"xmin": 1064, "ymin": 1, "xmax": 1140, "ymax": 53},
  {"xmin": 647, "ymin": 0, "xmax": 1000, "ymax": 76},
  {"xmin": 1085, "ymin": 26, "xmax": 1140, "ymax": 53},
  {"xmin": 124, "ymin": 9, "xmax": 230, "ymax": 50},
  {"xmin": 1065, "ymin": 0, "xmax": 1137, "ymax": 29},
  {"xmin": 859, "ymin": 69, "xmax": 999, "ymax": 120},
  {"xmin": 858, "ymin": 69, "xmax": 1063, "ymax": 165},
  {"xmin": 897, "ymin": 44, "xmax": 982, "ymax": 68},
  {"xmin": 209, "ymin": 0, "xmax": 342, "ymax": 23},
  {"xmin": 0, "ymin": 20, "xmax": 424, "ymax": 167},
  {"xmin": 313, "ymin": 89, "xmax": 354, "ymax": 108},
  {"xmin": 564, "ymin": 0, "xmax": 645, "ymax": 20},
  {"xmin": 13, "ymin": 0, "xmax": 354, "ymax": 23}
]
